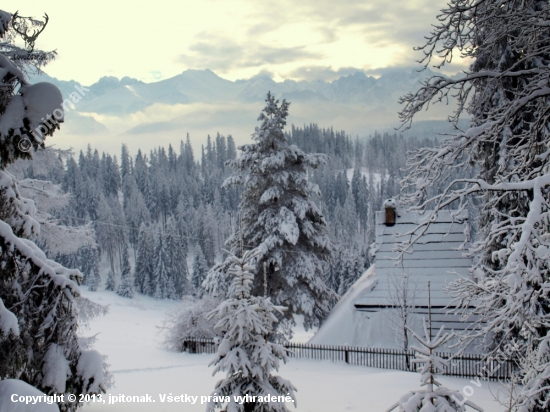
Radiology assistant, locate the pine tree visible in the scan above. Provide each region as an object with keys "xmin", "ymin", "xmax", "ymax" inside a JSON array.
[
  {"xmin": 207, "ymin": 249, "xmax": 296, "ymax": 412},
  {"xmin": 101, "ymin": 154, "xmax": 121, "ymax": 198},
  {"xmin": 324, "ymin": 259, "xmax": 340, "ymax": 294},
  {"xmin": 198, "ymin": 204, "xmax": 216, "ymax": 267},
  {"xmin": 153, "ymin": 224, "xmax": 175, "ymax": 299},
  {"xmin": 123, "ymin": 173, "xmax": 150, "ymax": 251},
  {"xmin": 165, "ymin": 218, "xmax": 191, "ymax": 298},
  {"xmin": 181, "ymin": 133, "xmax": 196, "ymax": 174},
  {"xmin": 192, "ymin": 246, "xmax": 209, "ymax": 296},
  {"xmin": 351, "ymin": 168, "xmax": 369, "ymax": 237},
  {"xmin": 337, "ymin": 247, "xmax": 363, "ymax": 296},
  {"xmin": 0, "ymin": 11, "xmax": 106, "ymax": 411},
  {"xmin": 398, "ymin": 1, "xmax": 550, "ymax": 409},
  {"xmin": 120, "ymin": 144, "xmax": 131, "ymax": 181},
  {"xmin": 177, "ymin": 197, "xmax": 199, "ymax": 247},
  {"xmin": 227, "ymin": 135, "xmax": 237, "ymax": 161},
  {"xmin": 134, "ymin": 223, "xmax": 154, "ymax": 295},
  {"xmin": 77, "ymin": 246, "xmax": 96, "ymax": 286},
  {"xmin": 387, "ymin": 320, "xmax": 482, "ymax": 412},
  {"xmin": 205, "ymin": 93, "xmax": 335, "ymax": 335},
  {"xmin": 105, "ymin": 271, "xmax": 116, "ymax": 292},
  {"xmin": 64, "ymin": 157, "xmax": 87, "ymax": 220},
  {"xmin": 87, "ymin": 249, "xmax": 101, "ymax": 292},
  {"xmin": 117, "ymin": 244, "xmax": 134, "ymax": 298},
  {"xmin": 86, "ymin": 177, "xmax": 101, "ymax": 221},
  {"xmin": 95, "ymin": 195, "xmax": 118, "ymax": 276},
  {"xmin": 161, "ymin": 295, "xmax": 219, "ymax": 351}
]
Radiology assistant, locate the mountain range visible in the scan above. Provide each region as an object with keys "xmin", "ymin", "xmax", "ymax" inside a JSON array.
[{"xmin": 28, "ymin": 68, "xmax": 459, "ymax": 155}]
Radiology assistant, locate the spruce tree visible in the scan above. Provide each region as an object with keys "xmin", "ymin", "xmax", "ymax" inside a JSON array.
[
  {"xmin": 198, "ymin": 204, "xmax": 216, "ymax": 267},
  {"xmin": 105, "ymin": 271, "xmax": 116, "ymax": 292},
  {"xmin": 387, "ymin": 321, "xmax": 482, "ymax": 412},
  {"xmin": 207, "ymin": 249, "xmax": 296, "ymax": 412},
  {"xmin": 398, "ymin": 1, "xmax": 550, "ymax": 409},
  {"xmin": 337, "ymin": 247, "xmax": 363, "ymax": 296},
  {"xmin": 117, "ymin": 244, "xmax": 134, "ymax": 298},
  {"xmin": 351, "ymin": 168, "xmax": 368, "ymax": 236},
  {"xmin": 134, "ymin": 223, "xmax": 154, "ymax": 295},
  {"xmin": 0, "ymin": 10, "xmax": 106, "ymax": 411},
  {"xmin": 123, "ymin": 172, "xmax": 150, "ymax": 251},
  {"xmin": 87, "ymin": 249, "xmax": 101, "ymax": 292},
  {"xmin": 95, "ymin": 195, "xmax": 118, "ymax": 276},
  {"xmin": 192, "ymin": 246, "xmax": 209, "ymax": 296},
  {"xmin": 153, "ymin": 224, "xmax": 175, "ymax": 299},
  {"xmin": 165, "ymin": 217, "xmax": 190, "ymax": 298},
  {"xmin": 205, "ymin": 93, "xmax": 334, "ymax": 335}
]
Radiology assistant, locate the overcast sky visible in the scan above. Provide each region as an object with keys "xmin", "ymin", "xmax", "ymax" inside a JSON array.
[{"xmin": 2, "ymin": 0, "xmax": 466, "ymax": 85}]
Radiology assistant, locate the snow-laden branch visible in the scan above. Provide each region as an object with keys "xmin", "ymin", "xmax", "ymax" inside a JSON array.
[{"xmin": 398, "ymin": 1, "xmax": 550, "ymax": 408}]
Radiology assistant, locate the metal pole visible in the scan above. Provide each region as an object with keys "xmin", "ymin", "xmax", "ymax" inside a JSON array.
[
  {"xmin": 428, "ymin": 280, "xmax": 434, "ymax": 403},
  {"xmin": 239, "ymin": 210, "xmax": 243, "ymax": 257},
  {"xmin": 263, "ymin": 262, "xmax": 267, "ymax": 297}
]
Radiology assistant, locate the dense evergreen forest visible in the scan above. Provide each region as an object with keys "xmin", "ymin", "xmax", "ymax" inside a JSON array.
[{"xmin": 8, "ymin": 126, "xmax": 444, "ymax": 301}]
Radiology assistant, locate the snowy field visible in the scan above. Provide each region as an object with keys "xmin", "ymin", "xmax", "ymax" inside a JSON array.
[{"xmin": 80, "ymin": 289, "xmax": 506, "ymax": 412}]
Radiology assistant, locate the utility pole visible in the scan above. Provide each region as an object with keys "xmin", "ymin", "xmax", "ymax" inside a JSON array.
[{"xmin": 428, "ymin": 280, "xmax": 434, "ymax": 405}]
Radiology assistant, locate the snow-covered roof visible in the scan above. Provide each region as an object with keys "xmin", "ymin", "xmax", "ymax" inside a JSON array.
[
  {"xmin": 310, "ymin": 207, "xmax": 474, "ymax": 348},
  {"xmin": 309, "ymin": 266, "xmax": 377, "ymax": 346},
  {"xmin": 356, "ymin": 208, "xmax": 471, "ymax": 308}
]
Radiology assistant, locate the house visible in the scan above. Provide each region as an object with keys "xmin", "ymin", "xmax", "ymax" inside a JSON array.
[{"xmin": 310, "ymin": 199, "xmax": 475, "ymax": 350}]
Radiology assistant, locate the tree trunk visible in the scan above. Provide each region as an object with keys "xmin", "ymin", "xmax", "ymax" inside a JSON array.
[{"xmin": 243, "ymin": 402, "xmax": 256, "ymax": 412}]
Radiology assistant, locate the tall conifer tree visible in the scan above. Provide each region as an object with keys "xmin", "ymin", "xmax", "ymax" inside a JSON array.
[{"xmin": 205, "ymin": 93, "xmax": 335, "ymax": 335}]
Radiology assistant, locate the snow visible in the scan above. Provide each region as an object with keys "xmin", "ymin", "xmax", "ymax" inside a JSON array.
[
  {"xmin": 77, "ymin": 350, "xmax": 106, "ymax": 393},
  {"xmin": 42, "ymin": 344, "xmax": 71, "ymax": 393},
  {"xmin": 0, "ymin": 54, "xmax": 25, "ymax": 86},
  {"xmin": 0, "ymin": 379, "xmax": 60, "ymax": 412},
  {"xmin": 205, "ymin": 250, "xmax": 296, "ymax": 412},
  {"xmin": 0, "ymin": 218, "xmax": 81, "ymax": 293},
  {"xmin": 387, "ymin": 323, "xmax": 483, "ymax": 411},
  {"xmin": 20, "ymin": 82, "xmax": 64, "ymax": 137},
  {"xmin": 309, "ymin": 265, "xmax": 380, "ymax": 346},
  {"xmin": 384, "ymin": 198, "xmax": 397, "ymax": 209},
  {"xmin": 278, "ymin": 207, "xmax": 299, "ymax": 245},
  {"xmin": 0, "ymin": 298, "xmax": 19, "ymax": 336},
  {"xmin": 0, "ymin": 10, "xmax": 10, "ymax": 37},
  {"xmin": 79, "ymin": 287, "xmax": 504, "ymax": 412},
  {"xmin": 345, "ymin": 168, "xmax": 384, "ymax": 187}
]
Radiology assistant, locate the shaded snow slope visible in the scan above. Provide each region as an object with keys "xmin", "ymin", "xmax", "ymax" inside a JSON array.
[{"xmin": 309, "ymin": 265, "xmax": 377, "ymax": 346}]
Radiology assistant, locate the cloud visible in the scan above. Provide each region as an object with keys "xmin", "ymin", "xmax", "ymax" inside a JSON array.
[
  {"xmin": 246, "ymin": 21, "xmax": 283, "ymax": 37},
  {"xmin": 178, "ymin": 36, "xmax": 323, "ymax": 73},
  {"xmin": 239, "ymin": 0, "xmax": 443, "ymax": 63},
  {"xmin": 363, "ymin": 66, "xmax": 423, "ymax": 78},
  {"xmin": 283, "ymin": 65, "xmax": 366, "ymax": 82},
  {"xmin": 35, "ymin": 0, "xmax": 467, "ymax": 89},
  {"xmin": 149, "ymin": 71, "xmax": 163, "ymax": 80}
]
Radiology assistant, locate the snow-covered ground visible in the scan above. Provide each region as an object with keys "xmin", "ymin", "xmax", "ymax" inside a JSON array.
[
  {"xmin": 81, "ymin": 289, "xmax": 506, "ymax": 412},
  {"xmin": 345, "ymin": 168, "xmax": 384, "ymax": 187}
]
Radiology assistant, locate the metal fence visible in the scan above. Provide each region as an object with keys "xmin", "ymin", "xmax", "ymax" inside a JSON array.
[{"xmin": 181, "ymin": 338, "xmax": 517, "ymax": 380}]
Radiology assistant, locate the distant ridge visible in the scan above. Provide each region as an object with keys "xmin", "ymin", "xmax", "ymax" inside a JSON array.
[
  {"xmin": 28, "ymin": 68, "xmax": 460, "ymax": 144},
  {"xmin": 29, "ymin": 68, "xmax": 446, "ymax": 116}
]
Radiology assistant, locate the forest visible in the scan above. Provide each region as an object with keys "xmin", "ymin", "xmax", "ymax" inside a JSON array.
[
  {"xmin": 8, "ymin": 125, "xmax": 443, "ymax": 303},
  {"xmin": 2, "ymin": 0, "xmax": 550, "ymax": 411}
]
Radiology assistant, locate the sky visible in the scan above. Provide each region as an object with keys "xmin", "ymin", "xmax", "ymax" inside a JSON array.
[{"xmin": 1, "ymin": 0, "xmax": 465, "ymax": 85}]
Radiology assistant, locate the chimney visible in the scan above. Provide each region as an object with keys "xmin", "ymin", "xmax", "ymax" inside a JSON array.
[{"xmin": 384, "ymin": 198, "xmax": 396, "ymax": 226}]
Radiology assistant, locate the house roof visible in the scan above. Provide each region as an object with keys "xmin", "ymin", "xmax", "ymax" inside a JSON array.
[{"xmin": 354, "ymin": 208, "xmax": 472, "ymax": 308}]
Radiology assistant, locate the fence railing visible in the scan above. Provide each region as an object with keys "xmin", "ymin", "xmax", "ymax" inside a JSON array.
[{"xmin": 181, "ymin": 338, "xmax": 517, "ymax": 381}]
